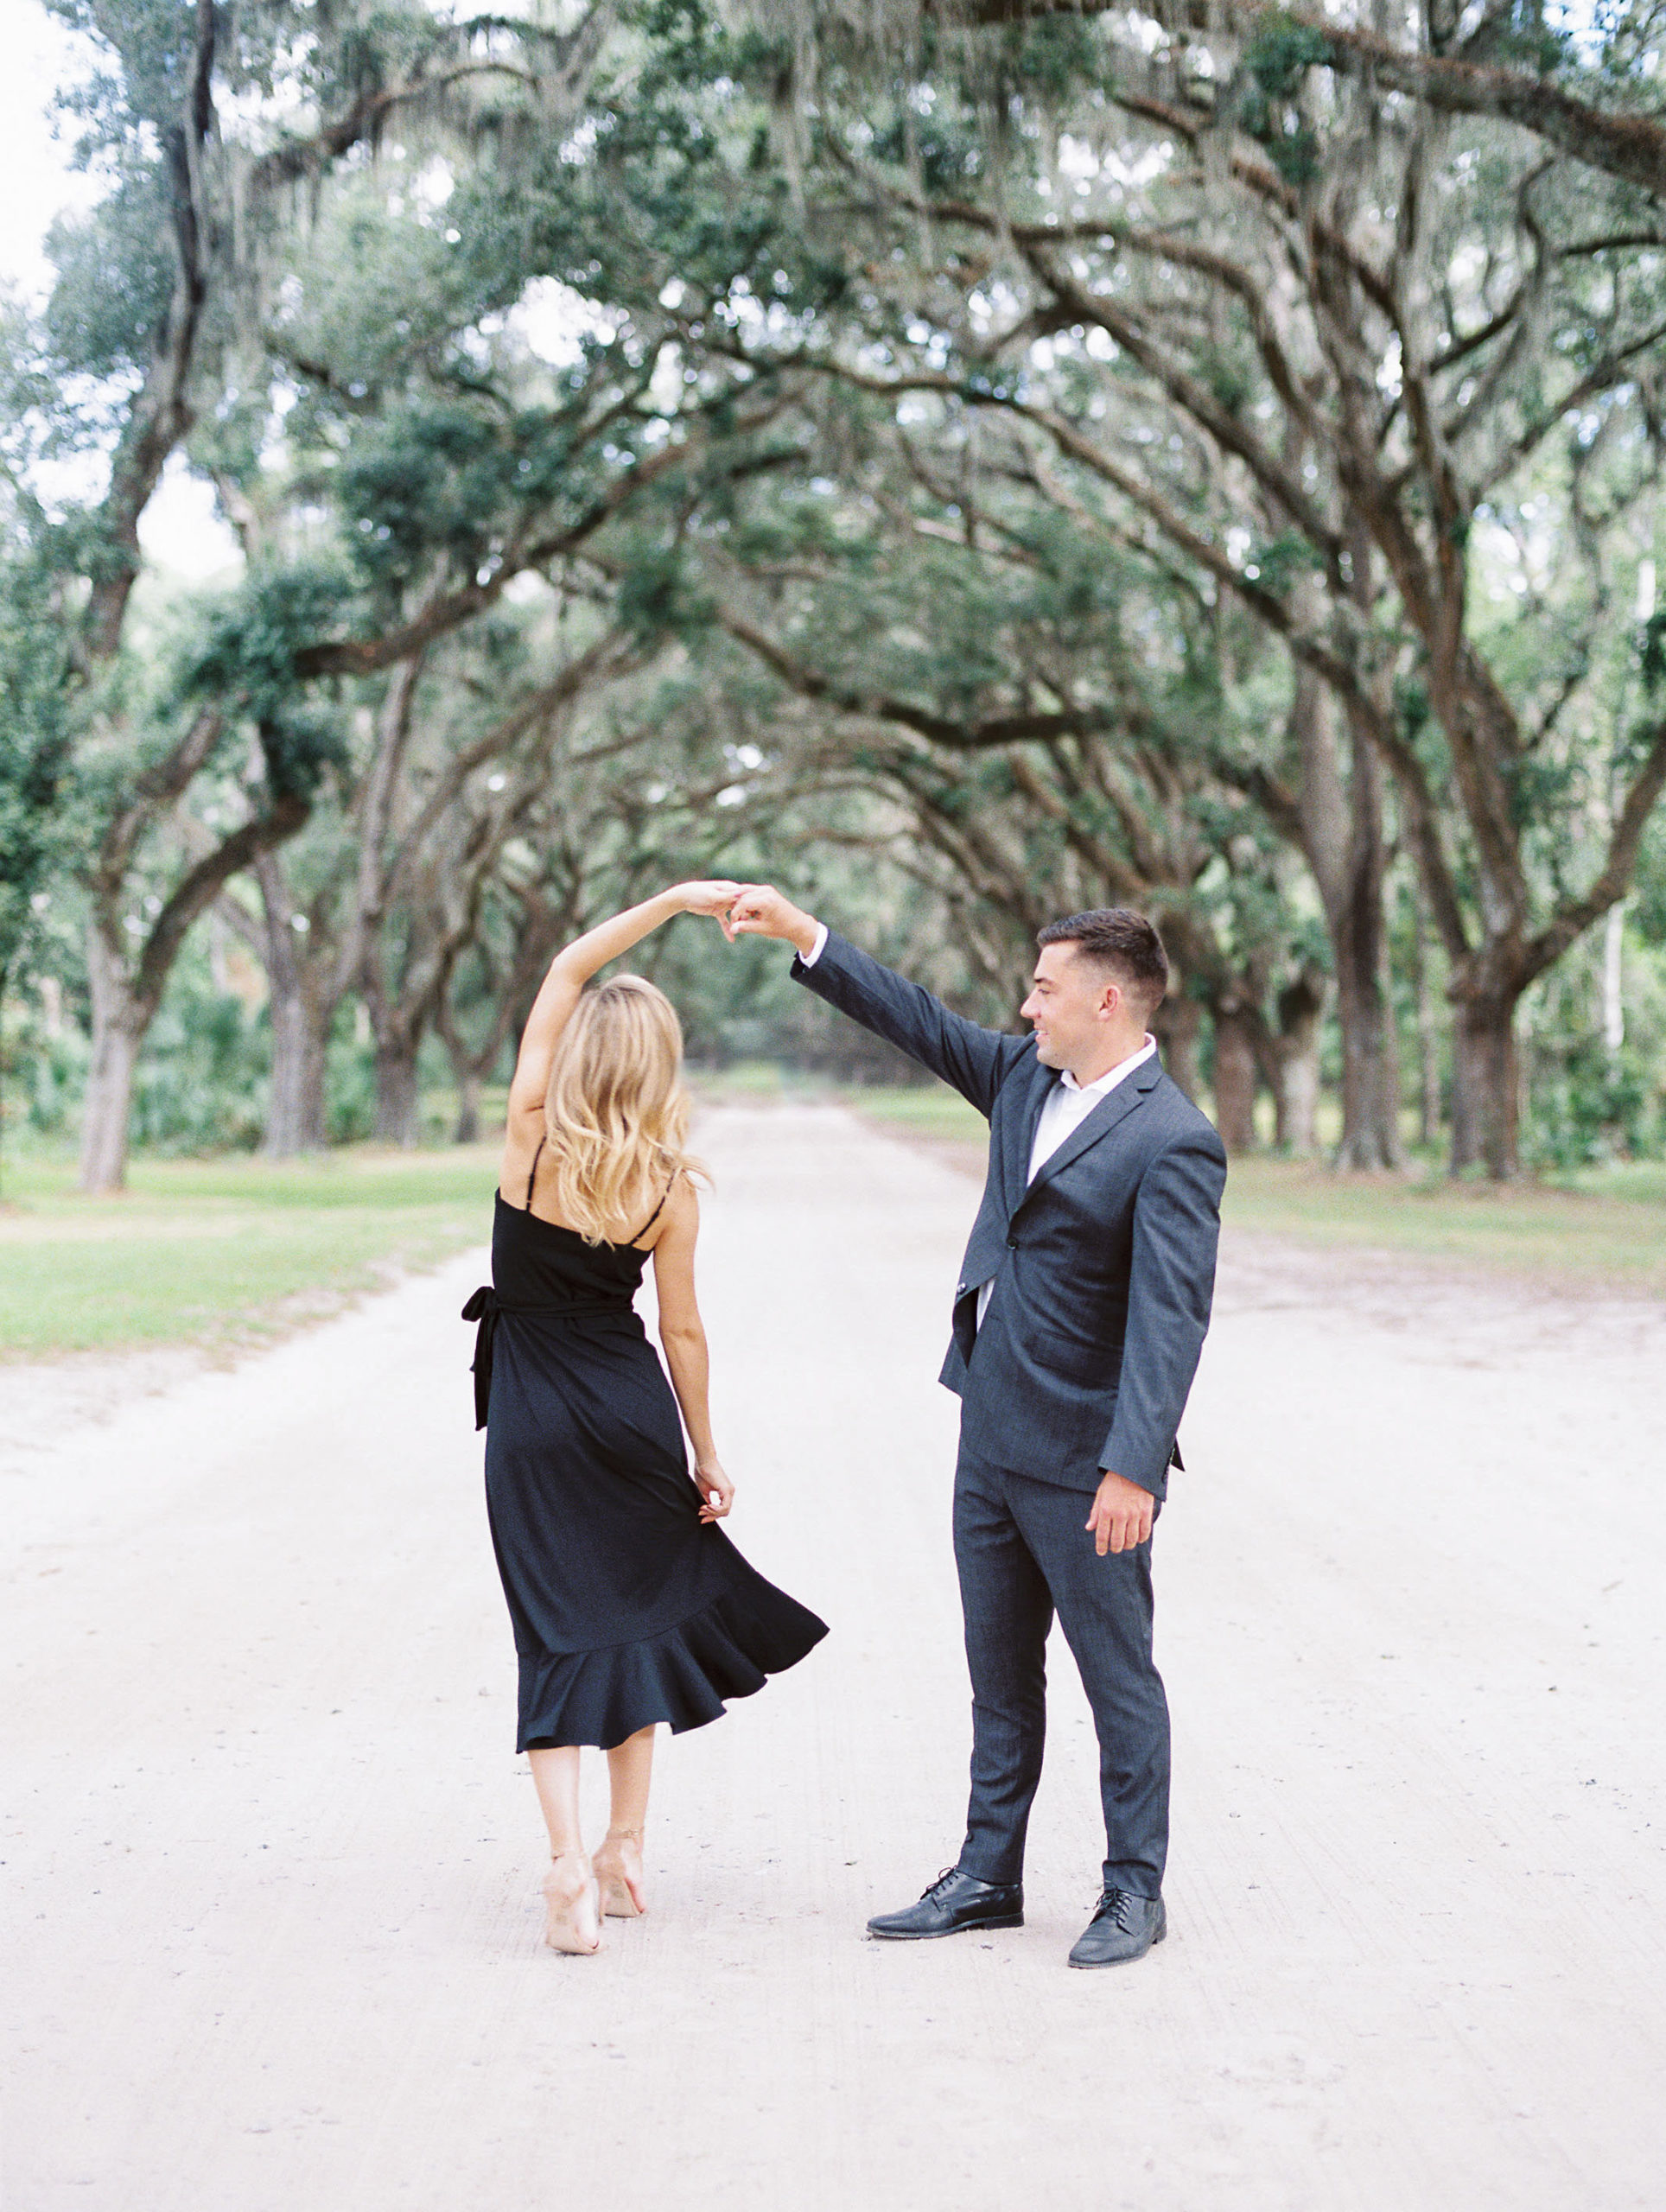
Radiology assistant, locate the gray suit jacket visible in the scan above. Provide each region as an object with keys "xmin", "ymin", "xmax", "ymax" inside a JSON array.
[{"xmin": 794, "ymin": 931, "xmax": 1227, "ymax": 1499}]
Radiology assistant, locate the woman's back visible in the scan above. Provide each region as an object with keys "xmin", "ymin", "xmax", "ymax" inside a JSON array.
[
  {"xmin": 489, "ymin": 1192, "xmax": 652, "ymax": 1306},
  {"xmin": 493, "ymin": 1130, "xmax": 667, "ymax": 1297}
]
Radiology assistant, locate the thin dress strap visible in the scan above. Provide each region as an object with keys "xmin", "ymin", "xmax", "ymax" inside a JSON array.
[
  {"xmin": 525, "ymin": 1135, "xmax": 545, "ymax": 1211},
  {"xmin": 629, "ymin": 1172, "xmax": 677, "ymax": 1247}
]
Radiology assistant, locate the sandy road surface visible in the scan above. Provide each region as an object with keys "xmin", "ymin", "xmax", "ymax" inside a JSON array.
[{"xmin": 3, "ymin": 1104, "xmax": 1664, "ymax": 2212}]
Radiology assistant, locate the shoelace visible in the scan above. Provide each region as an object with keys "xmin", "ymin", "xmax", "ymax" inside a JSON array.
[
  {"xmin": 1100, "ymin": 1886, "xmax": 1140, "ymax": 1930},
  {"xmin": 921, "ymin": 1866, "xmax": 960, "ymax": 1901}
]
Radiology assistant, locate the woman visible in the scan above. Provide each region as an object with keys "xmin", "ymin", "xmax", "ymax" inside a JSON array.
[{"xmin": 464, "ymin": 880, "xmax": 827, "ymax": 1955}]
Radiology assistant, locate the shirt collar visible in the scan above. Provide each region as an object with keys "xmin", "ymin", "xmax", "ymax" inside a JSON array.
[{"xmin": 1059, "ymin": 1035, "xmax": 1158, "ymax": 1098}]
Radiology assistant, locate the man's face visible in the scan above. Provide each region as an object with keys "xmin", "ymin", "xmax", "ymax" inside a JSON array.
[{"xmin": 1020, "ymin": 943, "xmax": 1118, "ymax": 1071}]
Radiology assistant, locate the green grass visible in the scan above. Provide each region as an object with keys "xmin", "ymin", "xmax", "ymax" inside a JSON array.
[
  {"xmin": 1222, "ymin": 1157, "xmax": 1666, "ymax": 1291},
  {"xmin": 687, "ymin": 1060, "xmax": 833, "ymax": 1099},
  {"xmin": 849, "ymin": 1084, "xmax": 1666, "ymax": 1295},
  {"xmin": 0, "ymin": 1144, "xmax": 499, "ymax": 1358},
  {"xmin": 843, "ymin": 1086, "xmax": 989, "ymax": 1137}
]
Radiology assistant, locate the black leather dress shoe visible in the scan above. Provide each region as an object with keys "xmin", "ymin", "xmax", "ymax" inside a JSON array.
[
  {"xmin": 1067, "ymin": 1887, "xmax": 1167, "ymax": 1968},
  {"xmin": 867, "ymin": 1867, "xmax": 1024, "ymax": 1941}
]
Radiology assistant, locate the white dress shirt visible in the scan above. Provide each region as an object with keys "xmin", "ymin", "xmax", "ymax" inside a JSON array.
[{"xmin": 798, "ymin": 926, "xmax": 1156, "ymax": 1334}]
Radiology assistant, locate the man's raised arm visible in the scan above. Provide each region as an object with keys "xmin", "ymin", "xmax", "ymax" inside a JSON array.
[{"xmin": 724, "ymin": 885, "xmax": 1024, "ymax": 1119}]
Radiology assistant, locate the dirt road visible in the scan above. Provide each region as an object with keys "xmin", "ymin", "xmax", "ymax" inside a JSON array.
[{"xmin": 3, "ymin": 1105, "xmax": 1663, "ymax": 2211}]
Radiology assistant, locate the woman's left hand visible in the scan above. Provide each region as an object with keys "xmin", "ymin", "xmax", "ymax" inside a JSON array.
[
  {"xmin": 694, "ymin": 1459, "xmax": 734, "ymax": 1521},
  {"xmin": 672, "ymin": 880, "xmax": 745, "ymax": 919}
]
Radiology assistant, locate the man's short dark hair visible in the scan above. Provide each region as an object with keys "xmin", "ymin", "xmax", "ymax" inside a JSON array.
[{"xmin": 1035, "ymin": 907, "xmax": 1168, "ymax": 1014}]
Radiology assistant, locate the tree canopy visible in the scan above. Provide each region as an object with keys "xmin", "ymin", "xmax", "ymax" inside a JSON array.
[{"xmin": 5, "ymin": 0, "xmax": 1665, "ymax": 1179}]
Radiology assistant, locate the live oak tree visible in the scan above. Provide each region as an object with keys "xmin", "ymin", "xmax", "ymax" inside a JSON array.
[
  {"xmin": 527, "ymin": 0, "xmax": 1663, "ymax": 1173},
  {"xmin": 677, "ymin": 402, "xmax": 1335, "ymax": 1140},
  {"xmin": 16, "ymin": 0, "xmax": 1666, "ymax": 1172},
  {"xmin": 474, "ymin": 0, "xmax": 1404, "ymax": 1157},
  {"xmin": 734, "ymin": 0, "xmax": 1666, "ymax": 1174},
  {"xmin": 21, "ymin": 0, "xmax": 797, "ymax": 1183},
  {"xmin": 26, "ymin": 0, "xmax": 614, "ymax": 1186}
]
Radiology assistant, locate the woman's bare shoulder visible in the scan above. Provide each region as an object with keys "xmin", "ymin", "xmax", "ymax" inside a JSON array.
[{"xmin": 643, "ymin": 1166, "xmax": 700, "ymax": 1249}]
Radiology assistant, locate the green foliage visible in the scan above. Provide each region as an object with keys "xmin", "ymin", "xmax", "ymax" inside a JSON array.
[
  {"xmin": 1245, "ymin": 533, "xmax": 1324, "ymax": 600},
  {"xmin": 1632, "ymin": 810, "xmax": 1666, "ymax": 944},
  {"xmin": 1243, "ymin": 15, "xmax": 1335, "ymax": 98},
  {"xmin": 1523, "ymin": 1036, "xmax": 1659, "ymax": 1167},
  {"xmin": 129, "ymin": 965, "xmax": 268, "ymax": 1154},
  {"xmin": 42, "ymin": 173, "xmax": 174, "ymax": 386},
  {"xmin": 6, "ymin": 0, "xmax": 1666, "ymax": 1193},
  {"xmin": 1002, "ymin": 19, "xmax": 1105, "ymax": 103},
  {"xmin": 185, "ymin": 563, "xmax": 352, "ymax": 799},
  {"xmin": 1639, "ymin": 609, "xmax": 1666, "ymax": 696},
  {"xmin": 1236, "ymin": 16, "xmax": 1332, "ymax": 186},
  {"xmin": 338, "ymin": 404, "xmax": 525, "ymax": 586},
  {"xmin": 614, "ymin": 541, "xmax": 715, "ymax": 643},
  {"xmin": 0, "ymin": 550, "xmax": 73, "ymax": 980}
]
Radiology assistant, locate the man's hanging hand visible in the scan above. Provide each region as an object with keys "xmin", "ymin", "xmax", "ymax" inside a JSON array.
[{"xmin": 1086, "ymin": 1469, "xmax": 1154, "ymax": 1555}]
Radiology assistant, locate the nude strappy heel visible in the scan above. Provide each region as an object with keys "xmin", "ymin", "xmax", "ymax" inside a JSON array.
[
  {"xmin": 592, "ymin": 1828, "xmax": 646, "ymax": 1918},
  {"xmin": 542, "ymin": 1851, "xmax": 602, "ymax": 1954}
]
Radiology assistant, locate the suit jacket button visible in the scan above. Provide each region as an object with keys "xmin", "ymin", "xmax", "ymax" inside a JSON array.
[{"xmin": 1006, "ymin": 1236, "xmax": 1017, "ymax": 1249}]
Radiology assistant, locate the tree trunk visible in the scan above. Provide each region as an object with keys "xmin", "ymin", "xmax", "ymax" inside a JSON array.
[
  {"xmin": 257, "ymin": 855, "xmax": 330, "ymax": 1157},
  {"xmin": 1154, "ymin": 991, "xmax": 1203, "ymax": 1102},
  {"xmin": 1332, "ymin": 742, "xmax": 1402, "ymax": 1171},
  {"xmin": 1269, "ymin": 969, "xmax": 1326, "ymax": 1155},
  {"xmin": 79, "ymin": 1017, "xmax": 143, "ymax": 1195},
  {"xmin": 1281, "ymin": 669, "xmax": 1402, "ymax": 1170},
  {"xmin": 79, "ymin": 928, "xmax": 146, "ymax": 1193},
  {"xmin": 373, "ymin": 1043, "xmax": 422, "ymax": 1147},
  {"xmin": 436, "ymin": 997, "xmax": 493, "ymax": 1145},
  {"xmin": 1333, "ymin": 957, "xmax": 1399, "ymax": 1170},
  {"xmin": 267, "ymin": 979, "xmax": 328, "ymax": 1155},
  {"xmin": 1448, "ymin": 986, "xmax": 1520, "ymax": 1178},
  {"xmin": 1276, "ymin": 1039, "xmax": 1320, "ymax": 1155},
  {"xmin": 1602, "ymin": 901, "xmax": 1625, "ymax": 1066},
  {"xmin": 1408, "ymin": 886, "xmax": 1443, "ymax": 1149},
  {"xmin": 1211, "ymin": 996, "xmax": 1261, "ymax": 1155},
  {"xmin": 453, "ymin": 1068, "xmax": 482, "ymax": 1145}
]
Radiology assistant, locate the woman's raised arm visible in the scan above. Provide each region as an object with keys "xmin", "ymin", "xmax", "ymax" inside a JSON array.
[{"xmin": 505, "ymin": 881, "xmax": 741, "ymax": 1123}]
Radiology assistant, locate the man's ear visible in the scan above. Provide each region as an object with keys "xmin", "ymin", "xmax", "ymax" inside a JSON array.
[{"xmin": 1097, "ymin": 980, "xmax": 1123, "ymax": 1021}]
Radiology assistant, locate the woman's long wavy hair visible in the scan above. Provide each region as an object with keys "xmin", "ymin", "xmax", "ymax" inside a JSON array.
[{"xmin": 542, "ymin": 975, "xmax": 703, "ymax": 1243}]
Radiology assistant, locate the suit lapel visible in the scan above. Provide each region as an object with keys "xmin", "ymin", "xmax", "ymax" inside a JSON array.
[
  {"xmin": 1017, "ymin": 1061, "xmax": 1162, "ymax": 1207},
  {"xmin": 1002, "ymin": 1056, "xmax": 1053, "ymax": 1212}
]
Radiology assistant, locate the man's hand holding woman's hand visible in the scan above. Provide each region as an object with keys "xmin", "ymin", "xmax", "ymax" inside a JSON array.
[
  {"xmin": 720, "ymin": 884, "xmax": 821, "ymax": 957},
  {"xmin": 662, "ymin": 880, "xmax": 820, "ymax": 954}
]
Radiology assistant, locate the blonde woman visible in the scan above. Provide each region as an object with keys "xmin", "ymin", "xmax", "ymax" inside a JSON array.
[{"xmin": 463, "ymin": 882, "xmax": 826, "ymax": 1955}]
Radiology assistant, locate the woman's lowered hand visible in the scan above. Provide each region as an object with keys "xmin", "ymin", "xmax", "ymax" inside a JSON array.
[{"xmin": 693, "ymin": 1458, "xmax": 734, "ymax": 1522}]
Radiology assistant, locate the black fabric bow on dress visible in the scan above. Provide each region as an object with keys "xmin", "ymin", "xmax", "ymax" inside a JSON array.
[
  {"xmin": 461, "ymin": 1286, "xmax": 501, "ymax": 1432},
  {"xmin": 461, "ymin": 1286, "xmax": 626, "ymax": 1432}
]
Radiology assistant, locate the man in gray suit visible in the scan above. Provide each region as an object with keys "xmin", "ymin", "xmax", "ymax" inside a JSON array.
[{"xmin": 726, "ymin": 887, "xmax": 1226, "ymax": 1967}]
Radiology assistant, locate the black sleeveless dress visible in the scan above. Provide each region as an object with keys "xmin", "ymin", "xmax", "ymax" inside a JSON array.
[{"xmin": 463, "ymin": 1167, "xmax": 827, "ymax": 1751}]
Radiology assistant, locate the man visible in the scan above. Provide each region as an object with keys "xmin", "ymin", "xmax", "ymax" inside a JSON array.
[{"xmin": 725, "ymin": 887, "xmax": 1226, "ymax": 1968}]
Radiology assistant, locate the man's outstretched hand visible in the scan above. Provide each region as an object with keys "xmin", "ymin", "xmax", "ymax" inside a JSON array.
[
  {"xmin": 1086, "ymin": 1469, "xmax": 1155, "ymax": 1555},
  {"xmin": 722, "ymin": 884, "xmax": 821, "ymax": 958}
]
